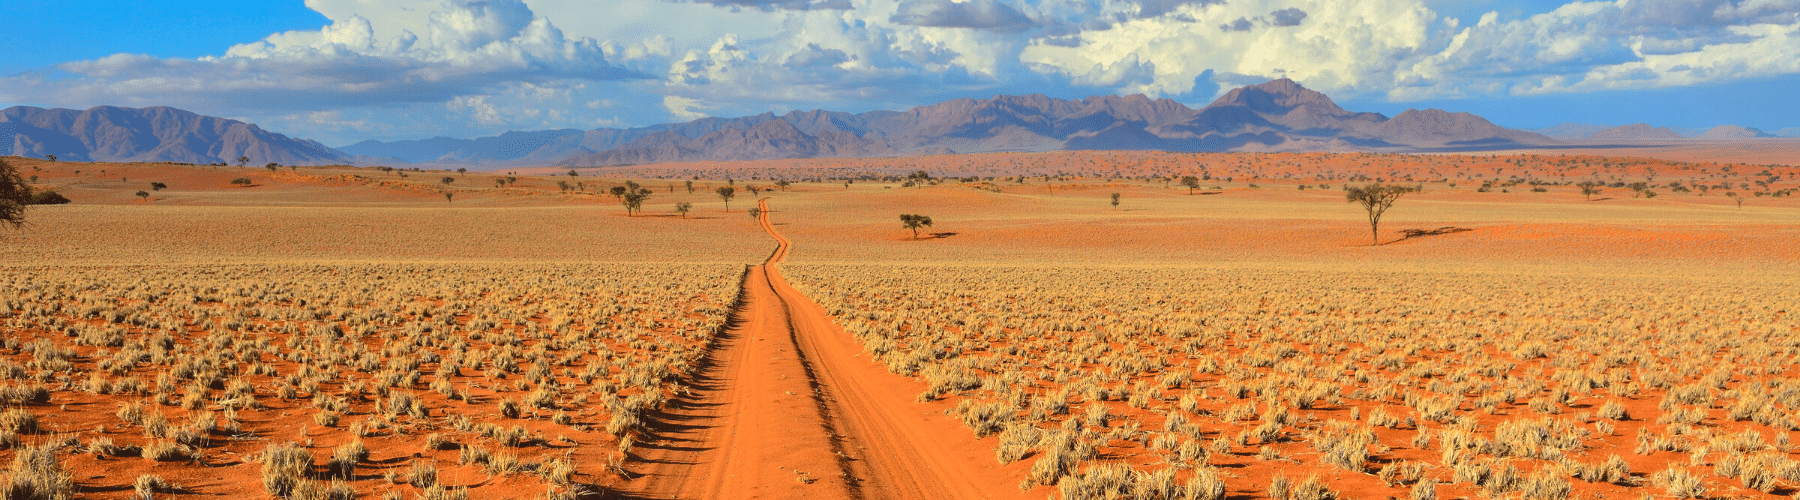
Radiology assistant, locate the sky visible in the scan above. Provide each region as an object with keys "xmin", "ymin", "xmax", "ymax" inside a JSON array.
[{"xmin": 3, "ymin": 0, "xmax": 1799, "ymax": 145}]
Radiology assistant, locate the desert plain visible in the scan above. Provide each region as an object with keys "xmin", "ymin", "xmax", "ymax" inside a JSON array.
[{"xmin": 1, "ymin": 148, "xmax": 1798, "ymax": 500}]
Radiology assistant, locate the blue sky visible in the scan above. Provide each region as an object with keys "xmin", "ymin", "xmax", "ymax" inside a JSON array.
[{"xmin": 4, "ymin": 0, "xmax": 1798, "ymax": 145}]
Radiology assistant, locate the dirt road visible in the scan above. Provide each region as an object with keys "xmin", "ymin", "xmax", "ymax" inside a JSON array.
[{"xmin": 622, "ymin": 200, "xmax": 1029, "ymax": 500}]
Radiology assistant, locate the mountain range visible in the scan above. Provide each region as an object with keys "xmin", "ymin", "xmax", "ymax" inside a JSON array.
[
  {"xmin": 1533, "ymin": 122, "xmax": 1778, "ymax": 141},
  {"xmin": 0, "ymin": 105, "xmax": 356, "ymax": 165},
  {"xmin": 4, "ymin": 79, "xmax": 1785, "ymax": 168}
]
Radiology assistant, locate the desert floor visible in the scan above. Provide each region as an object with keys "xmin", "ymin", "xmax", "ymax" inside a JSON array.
[{"xmin": 1, "ymin": 151, "xmax": 1797, "ymax": 500}]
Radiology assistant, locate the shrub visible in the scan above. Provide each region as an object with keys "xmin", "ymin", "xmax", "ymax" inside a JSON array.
[
  {"xmin": 28, "ymin": 191, "xmax": 70, "ymax": 205},
  {"xmin": 3, "ymin": 443, "xmax": 74, "ymax": 500},
  {"xmin": 261, "ymin": 443, "xmax": 314, "ymax": 499}
]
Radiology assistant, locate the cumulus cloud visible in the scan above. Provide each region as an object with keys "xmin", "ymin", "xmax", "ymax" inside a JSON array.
[
  {"xmin": 2, "ymin": 0, "xmax": 647, "ymax": 113},
  {"xmin": 1391, "ymin": 0, "xmax": 1800, "ymax": 100}
]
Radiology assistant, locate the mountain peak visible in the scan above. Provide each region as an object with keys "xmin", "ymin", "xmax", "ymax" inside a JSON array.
[{"xmin": 1205, "ymin": 78, "xmax": 1347, "ymax": 116}]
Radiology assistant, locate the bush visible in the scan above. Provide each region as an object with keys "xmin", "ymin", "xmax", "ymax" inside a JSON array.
[
  {"xmin": 2, "ymin": 443, "xmax": 74, "ymax": 500},
  {"xmin": 230, "ymin": 178, "xmax": 254, "ymax": 186},
  {"xmin": 261, "ymin": 443, "xmax": 314, "ymax": 499},
  {"xmin": 28, "ymin": 191, "xmax": 70, "ymax": 205}
]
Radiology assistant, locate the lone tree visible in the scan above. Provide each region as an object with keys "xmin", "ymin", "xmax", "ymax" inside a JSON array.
[
  {"xmin": 609, "ymin": 185, "xmax": 628, "ymax": 200},
  {"xmin": 716, "ymin": 186, "xmax": 736, "ymax": 212},
  {"xmin": 266, "ymin": 163, "xmax": 280, "ymax": 171},
  {"xmin": 622, "ymin": 187, "xmax": 650, "ymax": 216},
  {"xmin": 776, "ymin": 180, "xmax": 792, "ymax": 191},
  {"xmin": 1345, "ymin": 183, "xmax": 1415, "ymax": 246},
  {"xmin": 135, "ymin": 190, "xmax": 150, "ymax": 202},
  {"xmin": 748, "ymin": 207, "xmax": 761, "ymax": 219},
  {"xmin": 441, "ymin": 176, "xmax": 455, "ymax": 185},
  {"xmin": 45, "ymin": 155, "xmax": 56, "ymax": 163},
  {"xmin": 1181, "ymin": 176, "xmax": 1201, "ymax": 195},
  {"xmin": 237, "ymin": 156, "xmax": 250, "ymax": 167},
  {"xmin": 685, "ymin": 180, "xmax": 695, "ymax": 194},
  {"xmin": 1110, "ymin": 192, "xmax": 1121, "ymax": 210},
  {"xmin": 1, "ymin": 159, "xmax": 32, "ymax": 229},
  {"xmin": 150, "ymin": 182, "xmax": 168, "ymax": 191},
  {"xmin": 1578, "ymin": 181, "xmax": 1602, "ymax": 201},
  {"xmin": 1728, "ymin": 192, "xmax": 1746, "ymax": 209},
  {"xmin": 675, "ymin": 201, "xmax": 692, "ymax": 218},
  {"xmin": 899, "ymin": 214, "xmax": 933, "ymax": 239},
  {"xmin": 445, "ymin": 192, "xmax": 454, "ymax": 203}
]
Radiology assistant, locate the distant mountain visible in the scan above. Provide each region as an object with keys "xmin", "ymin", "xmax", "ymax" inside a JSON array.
[
  {"xmin": 1532, "ymin": 123, "xmax": 1613, "ymax": 141},
  {"xmin": 1698, "ymin": 125, "xmax": 1774, "ymax": 139},
  {"xmin": 552, "ymin": 79, "xmax": 1554, "ymax": 166},
  {"xmin": 0, "ymin": 105, "xmax": 354, "ymax": 165},
  {"xmin": 1586, "ymin": 123, "xmax": 1685, "ymax": 142}
]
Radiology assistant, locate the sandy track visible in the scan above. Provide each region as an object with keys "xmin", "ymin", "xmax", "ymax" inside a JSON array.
[
  {"xmin": 622, "ymin": 208, "xmax": 854, "ymax": 499},
  {"xmin": 758, "ymin": 200, "xmax": 1030, "ymax": 500},
  {"xmin": 624, "ymin": 199, "xmax": 1029, "ymax": 500}
]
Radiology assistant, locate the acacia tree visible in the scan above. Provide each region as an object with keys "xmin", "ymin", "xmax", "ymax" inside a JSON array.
[
  {"xmin": 675, "ymin": 202, "xmax": 692, "ymax": 218},
  {"xmin": 1578, "ymin": 181, "xmax": 1602, "ymax": 201},
  {"xmin": 45, "ymin": 155, "xmax": 56, "ymax": 163},
  {"xmin": 135, "ymin": 190, "xmax": 150, "ymax": 202},
  {"xmin": 237, "ymin": 156, "xmax": 250, "ymax": 167},
  {"xmin": 899, "ymin": 214, "xmax": 933, "ymax": 239},
  {"xmin": 716, "ymin": 186, "xmax": 736, "ymax": 212},
  {"xmin": 622, "ymin": 187, "xmax": 650, "ymax": 216},
  {"xmin": 685, "ymin": 180, "xmax": 695, "ymax": 194},
  {"xmin": 1181, "ymin": 176, "xmax": 1201, "ymax": 195},
  {"xmin": 1345, "ymin": 183, "xmax": 1415, "ymax": 246},
  {"xmin": 1, "ymin": 159, "xmax": 32, "ymax": 229},
  {"xmin": 776, "ymin": 180, "xmax": 792, "ymax": 191},
  {"xmin": 1110, "ymin": 192, "xmax": 1121, "ymax": 210}
]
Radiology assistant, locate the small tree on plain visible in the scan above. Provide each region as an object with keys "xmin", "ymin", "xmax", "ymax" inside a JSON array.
[
  {"xmin": 445, "ymin": 192, "xmax": 454, "ymax": 203},
  {"xmin": 1345, "ymin": 183, "xmax": 1415, "ymax": 246},
  {"xmin": 1578, "ymin": 181, "xmax": 1602, "ymax": 201},
  {"xmin": 716, "ymin": 186, "xmax": 736, "ymax": 212},
  {"xmin": 1181, "ymin": 176, "xmax": 1201, "ymax": 195},
  {"xmin": 748, "ymin": 207, "xmax": 761, "ymax": 219},
  {"xmin": 675, "ymin": 202, "xmax": 692, "ymax": 218},
  {"xmin": 899, "ymin": 214, "xmax": 932, "ymax": 239},
  {"xmin": 622, "ymin": 189, "xmax": 649, "ymax": 216},
  {"xmin": 441, "ymin": 176, "xmax": 455, "ymax": 185},
  {"xmin": 685, "ymin": 180, "xmax": 694, "ymax": 194},
  {"xmin": 1110, "ymin": 192, "xmax": 1121, "ymax": 210},
  {"xmin": 1728, "ymin": 192, "xmax": 1745, "ymax": 209},
  {"xmin": 266, "ymin": 163, "xmax": 279, "ymax": 171},
  {"xmin": 151, "ymin": 182, "xmax": 168, "ymax": 191},
  {"xmin": 456, "ymin": 168, "xmax": 467, "ymax": 176},
  {"xmin": 45, "ymin": 154, "xmax": 56, "ymax": 163},
  {"xmin": 567, "ymin": 170, "xmax": 580, "ymax": 177},
  {"xmin": 610, "ymin": 186, "xmax": 628, "ymax": 200},
  {"xmin": 777, "ymin": 180, "xmax": 792, "ymax": 191},
  {"xmin": 1, "ymin": 159, "xmax": 32, "ymax": 229},
  {"xmin": 135, "ymin": 190, "xmax": 150, "ymax": 202},
  {"xmin": 237, "ymin": 156, "xmax": 250, "ymax": 167}
]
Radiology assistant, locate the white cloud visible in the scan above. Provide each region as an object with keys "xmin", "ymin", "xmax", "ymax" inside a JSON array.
[
  {"xmin": 1022, "ymin": 0, "xmax": 1436, "ymax": 98},
  {"xmin": 4, "ymin": 0, "xmax": 644, "ymax": 114},
  {"xmin": 1520, "ymin": 22, "xmax": 1800, "ymax": 93},
  {"xmin": 664, "ymin": 95, "xmax": 710, "ymax": 120}
]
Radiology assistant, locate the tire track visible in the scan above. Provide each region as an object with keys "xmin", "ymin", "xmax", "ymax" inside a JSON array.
[{"xmin": 625, "ymin": 199, "xmax": 1028, "ymax": 500}]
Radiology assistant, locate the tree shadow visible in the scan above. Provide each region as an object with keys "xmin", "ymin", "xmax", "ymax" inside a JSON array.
[
  {"xmin": 928, "ymin": 232, "xmax": 958, "ymax": 239},
  {"xmin": 1398, "ymin": 227, "xmax": 1473, "ymax": 240}
]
